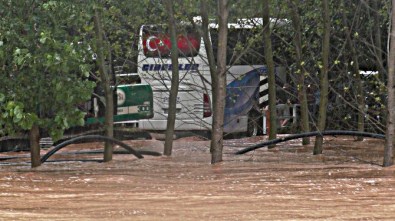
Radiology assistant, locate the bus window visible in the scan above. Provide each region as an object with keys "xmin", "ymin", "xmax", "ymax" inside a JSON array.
[{"xmin": 142, "ymin": 26, "xmax": 201, "ymax": 58}]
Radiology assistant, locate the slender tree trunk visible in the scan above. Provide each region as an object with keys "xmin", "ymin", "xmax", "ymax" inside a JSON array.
[
  {"xmin": 210, "ymin": 0, "xmax": 228, "ymax": 164},
  {"xmin": 94, "ymin": 8, "xmax": 114, "ymax": 162},
  {"xmin": 371, "ymin": 0, "xmax": 387, "ymax": 81},
  {"xmin": 341, "ymin": 0, "xmax": 364, "ymax": 141},
  {"xmin": 353, "ymin": 55, "xmax": 365, "ymax": 141},
  {"xmin": 200, "ymin": 0, "xmax": 216, "ymax": 138},
  {"xmin": 287, "ymin": 0, "xmax": 310, "ymax": 145},
  {"xmin": 163, "ymin": 0, "xmax": 179, "ymax": 156},
  {"xmin": 383, "ymin": 0, "xmax": 395, "ymax": 167},
  {"xmin": 201, "ymin": 0, "xmax": 217, "ymax": 76},
  {"xmin": 313, "ymin": 0, "xmax": 330, "ymax": 155},
  {"xmin": 262, "ymin": 0, "xmax": 277, "ymax": 147},
  {"xmin": 371, "ymin": 0, "xmax": 387, "ymax": 125},
  {"xmin": 30, "ymin": 124, "xmax": 41, "ymax": 168}
]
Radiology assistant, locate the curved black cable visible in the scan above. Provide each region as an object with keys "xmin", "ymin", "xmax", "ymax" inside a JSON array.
[
  {"xmin": 235, "ymin": 130, "xmax": 385, "ymax": 155},
  {"xmin": 40, "ymin": 135, "xmax": 148, "ymax": 163}
]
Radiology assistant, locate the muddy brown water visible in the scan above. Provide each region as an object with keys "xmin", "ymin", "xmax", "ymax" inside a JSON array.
[{"xmin": 0, "ymin": 135, "xmax": 394, "ymax": 220}]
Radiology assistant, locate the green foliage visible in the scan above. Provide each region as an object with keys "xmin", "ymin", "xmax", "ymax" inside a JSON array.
[
  {"xmin": 0, "ymin": 97, "xmax": 38, "ymax": 135},
  {"xmin": 1, "ymin": 0, "xmax": 389, "ymax": 139},
  {"xmin": 0, "ymin": 1, "xmax": 95, "ymax": 141}
]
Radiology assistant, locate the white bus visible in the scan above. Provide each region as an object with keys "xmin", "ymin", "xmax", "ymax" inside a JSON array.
[{"xmin": 137, "ymin": 19, "xmax": 287, "ymax": 136}]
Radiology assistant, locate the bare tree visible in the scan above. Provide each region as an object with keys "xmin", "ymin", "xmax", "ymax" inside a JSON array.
[
  {"xmin": 383, "ymin": 0, "xmax": 395, "ymax": 167},
  {"xmin": 200, "ymin": 0, "xmax": 217, "ymax": 76},
  {"xmin": 262, "ymin": 0, "xmax": 277, "ymax": 147},
  {"xmin": 210, "ymin": 0, "xmax": 229, "ymax": 164},
  {"xmin": 341, "ymin": 0, "xmax": 364, "ymax": 141},
  {"xmin": 371, "ymin": 0, "xmax": 388, "ymax": 127},
  {"xmin": 287, "ymin": 0, "xmax": 310, "ymax": 145},
  {"xmin": 371, "ymin": 0, "xmax": 387, "ymax": 81},
  {"xmin": 313, "ymin": 0, "xmax": 330, "ymax": 155},
  {"xmin": 94, "ymin": 8, "xmax": 115, "ymax": 162},
  {"xmin": 163, "ymin": 0, "xmax": 180, "ymax": 156}
]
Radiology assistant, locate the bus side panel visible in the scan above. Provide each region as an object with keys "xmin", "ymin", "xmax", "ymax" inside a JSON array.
[
  {"xmin": 138, "ymin": 63, "xmax": 213, "ymax": 131},
  {"xmin": 137, "ymin": 24, "xmax": 213, "ymax": 131}
]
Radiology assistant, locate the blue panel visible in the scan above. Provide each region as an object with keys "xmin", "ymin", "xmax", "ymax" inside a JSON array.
[{"xmin": 224, "ymin": 67, "xmax": 265, "ymax": 131}]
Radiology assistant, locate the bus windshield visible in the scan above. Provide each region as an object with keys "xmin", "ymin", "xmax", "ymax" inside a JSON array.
[{"xmin": 142, "ymin": 25, "xmax": 201, "ymax": 58}]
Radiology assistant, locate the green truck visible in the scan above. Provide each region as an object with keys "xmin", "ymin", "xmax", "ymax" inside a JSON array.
[{"xmin": 86, "ymin": 74, "xmax": 154, "ymax": 125}]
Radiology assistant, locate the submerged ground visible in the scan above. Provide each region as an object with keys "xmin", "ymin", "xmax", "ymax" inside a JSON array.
[{"xmin": 0, "ymin": 135, "xmax": 394, "ymax": 220}]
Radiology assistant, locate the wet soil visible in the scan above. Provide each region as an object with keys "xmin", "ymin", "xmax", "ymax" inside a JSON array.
[{"xmin": 0, "ymin": 135, "xmax": 394, "ymax": 220}]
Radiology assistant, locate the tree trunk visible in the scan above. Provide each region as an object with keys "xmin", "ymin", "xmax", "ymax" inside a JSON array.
[
  {"xmin": 383, "ymin": 0, "xmax": 395, "ymax": 167},
  {"xmin": 210, "ymin": 0, "xmax": 229, "ymax": 164},
  {"xmin": 262, "ymin": 0, "xmax": 277, "ymax": 147},
  {"xmin": 163, "ymin": 0, "xmax": 179, "ymax": 156},
  {"xmin": 200, "ymin": 0, "xmax": 217, "ymax": 76},
  {"xmin": 313, "ymin": 0, "xmax": 330, "ymax": 155},
  {"xmin": 94, "ymin": 8, "xmax": 114, "ymax": 162},
  {"xmin": 341, "ymin": 0, "xmax": 364, "ymax": 141},
  {"xmin": 287, "ymin": 0, "xmax": 310, "ymax": 145},
  {"xmin": 30, "ymin": 124, "xmax": 41, "ymax": 168},
  {"xmin": 200, "ymin": 0, "xmax": 216, "ymax": 136},
  {"xmin": 371, "ymin": 0, "xmax": 387, "ymax": 81},
  {"xmin": 353, "ymin": 53, "xmax": 365, "ymax": 141},
  {"xmin": 371, "ymin": 0, "xmax": 387, "ymax": 125}
]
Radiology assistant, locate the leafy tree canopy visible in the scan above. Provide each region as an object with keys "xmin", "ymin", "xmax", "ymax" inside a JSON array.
[{"xmin": 0, "ymin": 1, "xmax": 95, "ymax": 140}]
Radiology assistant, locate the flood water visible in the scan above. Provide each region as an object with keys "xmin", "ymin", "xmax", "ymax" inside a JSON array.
[{"xmin": 0, "ymin": 135, "xmax": 394, "ymax": 220}]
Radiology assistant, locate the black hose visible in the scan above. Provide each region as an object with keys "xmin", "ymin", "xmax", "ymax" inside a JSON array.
[
  {"xmin": 235, "ymin": 130, "xmax": 385, "ymax": 155},
  {"xmin": 40, "ymin": 135, "xmax": 147, "ymax": 164},
  {"xmin": 0, "ymin": 156, "xmax": 27, "ymax": 161},
  {"xmin": 136, "ymin": 150, "xmax": 162, "ymax": 156}
]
